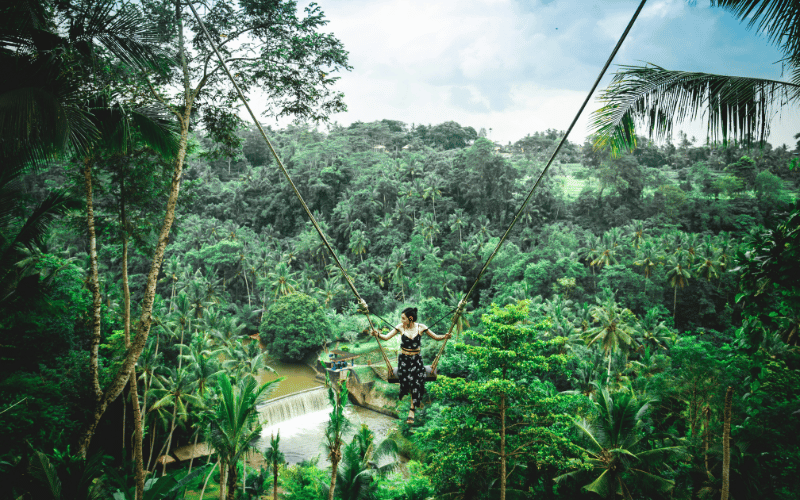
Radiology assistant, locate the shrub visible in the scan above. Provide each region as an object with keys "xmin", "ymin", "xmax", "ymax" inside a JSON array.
[{"xmin": 259, "ymin": 293, "xmax": 330, "ymax": 362}]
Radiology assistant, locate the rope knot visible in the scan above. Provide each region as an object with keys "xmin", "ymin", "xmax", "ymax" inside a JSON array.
[{"xmin": 358, "ymin": 299, "xmax": 369, "ymax": 314}]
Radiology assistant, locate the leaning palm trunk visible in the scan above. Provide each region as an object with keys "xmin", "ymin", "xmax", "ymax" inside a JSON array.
[
  {"xmin": 721, "ymin": 387, "xmax": 733, "ymax": 500},
  {"xmin": 162, "ymin": 403, "xmax": 179, "ymax": 476},
  {"xmin": 199, "ymin": 461, "xmax": 218, "ymax": 500}
]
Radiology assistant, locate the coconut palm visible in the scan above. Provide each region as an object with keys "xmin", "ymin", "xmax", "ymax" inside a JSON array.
[
  {"xmin": 666, "ymin": 255, "xmax": 692, "ymax": 320},
  {"xmin": 267, "ymin": 262, "xmax": 298, "ymax": 298},
  {"xmin": 634, "ymin": 308, "xmax": 675, "ymax": 352},
  {"xmin": 555, "ymin": 384, "xmax": 685, "ymax": 499},
  {"xmin": 591, "ymin": 1, "xmax": 800, "ymax": 155},
  {"xmin": 148, "ymin": 366, "xmax": 202, "ymax": 476},
  {"xmin": 633, "ymin": 241, "xmax": 661, "ymax": 293},
  {"xmin": 695, "ymin": 248, "xmax": 722, "ymax": 282},
  {"xmin": 324, "ymin": 379, "xmax": 351, "ymax": 500},
  {"xmin": 449, "ymin": 209, "xmax": 467, "ymax": 245},
  {"xmin": 590, "ymin": 232, "xmax": 619, "ymax": 271},
  {"xmin": 626, "ymin": 220, "xmax": 647, "ymax": 249},
  {"xmin": 584, "ymin": 296, "xmax": 638, "ymax": 376},
  {"xmin": 178, "ymin": 337, "xmax": 223, "ymax": 398},
  {"xmin": 335, "ymin": 424, "xmax": 399, "ymax": 500},
  {"xmin": 263, "ymin": 432, "xmax": 285, "ymax": 500},
  {"xmin": 348, "ymin": 229, "xmax": 369, "ymax": 262},
  {"xmin": 209, "ymin": 375, "xmax": 279, "ymax": 500}
]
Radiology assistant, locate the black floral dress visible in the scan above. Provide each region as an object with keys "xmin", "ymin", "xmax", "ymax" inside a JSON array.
[{"xmin": 397, "ymin": 323, "xmax": 428, "ymax": 404}]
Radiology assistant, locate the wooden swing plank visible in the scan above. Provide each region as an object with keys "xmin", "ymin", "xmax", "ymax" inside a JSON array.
[{"xmin": 387, "ymin": 365, "xmax": 438, "ymax": 384}]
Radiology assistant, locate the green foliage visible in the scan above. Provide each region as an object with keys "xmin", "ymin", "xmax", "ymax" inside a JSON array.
[
  {"xmin": 555, "ymin": 384, "xmax": 686, "ymax": 499},
  {"xmin": 281, "ymin": 459, "xmax": 328, "ymax": 500},
  {"xmin": 735, "ymin": 207, "xmax": 800, "ymax": 349},
  {"xmin": 417, "ymin": 301, "xmax": 588, "ymax": 496},
  {"xmin": 372, "ymin": 461, "xmax": 433, "ymax": 500},
  {"xmin": 259, "ymin": 293, "xmax": 330, "ymax": 361}
]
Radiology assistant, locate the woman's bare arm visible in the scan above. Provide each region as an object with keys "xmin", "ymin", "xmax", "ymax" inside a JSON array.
[
  {"xmin": 424, "ymin": 328, "xmax": 451, "ymax": 341},
  {"xmin": 373, "ymin": 327, "xmax": 399, "ymax": 341}
]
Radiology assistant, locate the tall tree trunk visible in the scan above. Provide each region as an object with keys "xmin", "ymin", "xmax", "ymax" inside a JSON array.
[
  {"xmin": 146, "ymin": 417, "xmax": 158, "ymax": 472},
  {"xmin": 273, "ymin": 459, "xmax": 279, "ymax": 500},
  {"xmin": 226, "ymin": 463, "xmax": 237, "ymax": 500},
  {"xmin": 130, "ymin": 368, "xmax": 145, "ymax": 500},
  {"xmin": 500, "ymin": 394, "xmax": 507, "ymax": 500},
  {"xmin": 328, "ymin": 453, "xmax": 340, "ymax": 500},
  {"xmin": 199, "ymin": 461, "xmax": 218, "ymax": 500},
  {"xmin": 703, "ymin": 405, "xmax": 711, "ymax": 479},
  {"xmin": 83, "ymin": 160, "xmax": 104, "ymax": 422},
  {"xmin": 162, "ymin": 402, "xmax": 179, "ymax": 476},
  {"xmin": 673, "ymin": 285, "xmax": 677, "ymax": 319},
  {"xmin": 721, "ymin": 387, "xmax": 733, "ymax": 500},
  {"xmin": 218, "ymin": 464, "xmax": 226, "ymax": 500},
  {"xmin": 187, "ymin": 429, "xmax": 200, "ymax": 474}
]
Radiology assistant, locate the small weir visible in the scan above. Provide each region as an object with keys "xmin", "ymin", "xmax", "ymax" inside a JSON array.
[
  {"xmin": 257, "ymin": 386, "xmax": 329, "ymax": 427},
  {"xmin": 256, "ymin": 385, "xmax": 396, "ymax": 464}
]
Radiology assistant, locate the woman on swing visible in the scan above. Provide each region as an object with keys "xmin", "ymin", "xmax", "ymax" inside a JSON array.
[{"xmin": 371, "ymin": 307, "xmax": 451, "ymax": 423}]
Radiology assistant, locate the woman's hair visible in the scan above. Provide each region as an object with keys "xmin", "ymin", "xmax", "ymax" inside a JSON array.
[{"xmin": 402, "ymin": 307, "xmax": 418, "ymax": 322}]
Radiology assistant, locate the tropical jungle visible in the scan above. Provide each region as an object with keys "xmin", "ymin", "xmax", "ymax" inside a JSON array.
[{"xmin": 1, "ymin": 1, "xmax": 799, "ymax": 500}]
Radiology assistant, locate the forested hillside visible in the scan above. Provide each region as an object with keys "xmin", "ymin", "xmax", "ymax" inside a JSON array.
[{"xmin": 2, "ymin": 1, "xmax": 800, "ymax": 499}]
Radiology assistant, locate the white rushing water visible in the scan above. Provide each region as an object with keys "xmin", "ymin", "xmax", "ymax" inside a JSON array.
[{"xmin": 256, "ymin": 387, "xmax": 396, "ymax": 465}]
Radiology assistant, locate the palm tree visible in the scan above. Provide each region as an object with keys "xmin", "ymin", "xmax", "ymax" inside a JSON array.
[
  {"xmin": 590, "ymin": 232, "xmax": 619, "ymax": 272},
  {"xmin": 148, "ymin": 366, "xmax": 202, "ymax": 476},
  {"xmin": 627, "ymin": 220, "xmax": 646, "ymax": 249},
  {"xmin": 578, "ymin": 235, "xmax": 603, "ymax": 275},
  {"xmin": 348, "ymin": 229, "xmax": 369, "ymax": 262},
  {"xmin": 209, "ymin": 375, "xmax": 279, "ymax": 500},
  {"xmin": 584, "ymin": 296, "xmax": 638, "ymax": 377},
  {"xmin": 634, "ymin": 307, "xmax": 675, "ymax": 352},
  {"xmin": 449, "ymin": 209, "xmax": 467, "ymax": 245},
  {"xmin": 666, "ymin": 256, "xmax": 691, "ymax": 320},
  {"xmin": 695, "ymin": 248, "xmax": 722, "ymax": 282},
  {"xmin": 423, "ymin": 179, "xmax": 443, "ymax": 222},
  {"xmin": 633, "ymin": 241, "xmax": 661, "ymax": 295},
  {"xmin": 324, "ymin": 378, "xmax": 350, "ymax": 500},
  {"xmin": 179, "ymin": 337, "xmax": 223, "ymax": 398},
  {"xmin": 389, "ymin": 248, "xmax": 408, "ymax": 302},
  {"xmin": 267, "ymin": 262, "xmax": 297, "ymax": 298},
  {"xmin": 263, "ymin": 432, "xmax": 285, "ymax": 500},
  {"xmin": 335, "ymin": 424, "xmax": 399, "ymax": 500},
  {"xmin": 555, "ymin": 384, "xmax": 685, "ymax": 499},
  {"xmin": 591, "ymin": 1, "xmax": 800, "ymax": 155}
]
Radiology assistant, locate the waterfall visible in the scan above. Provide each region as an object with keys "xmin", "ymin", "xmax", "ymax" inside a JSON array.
[{"xmin": 257, "ymin": 387, "xmax": 330, "ymax": 427}]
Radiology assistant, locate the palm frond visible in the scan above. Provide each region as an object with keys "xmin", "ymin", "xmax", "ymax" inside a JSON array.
[
  {"xmin": 582, "ymin": 468, "xmax": 614, "ymax": 497},
  {"xmin": 73, "ymin": 0, "xmax": 171, "ymax": 74},
  {"xmin": 27, "ymin": 447, "xmax": 61, "ymax": 499},
  {"xmin": 592, "ymin": 64, "xmax": 800, "ymax": 155},
  {"xmin": 2, "ymin": 189, "xmax": 73, "ymax": 251}
]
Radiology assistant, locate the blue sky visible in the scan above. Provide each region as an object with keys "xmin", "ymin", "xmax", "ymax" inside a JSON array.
[{"xmin": 273, "ymin": 0, "xmax": 799, "ymax": 148}]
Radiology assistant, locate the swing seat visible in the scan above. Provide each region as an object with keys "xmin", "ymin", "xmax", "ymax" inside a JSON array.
[{"xmin": 387, "ymin": 365, "xmax": 438, "ymax": 384}]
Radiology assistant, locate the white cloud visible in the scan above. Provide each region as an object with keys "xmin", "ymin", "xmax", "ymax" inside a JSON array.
[{"xmin": 254, "ymin": 0, "xmax": 798, "ymax": 149}]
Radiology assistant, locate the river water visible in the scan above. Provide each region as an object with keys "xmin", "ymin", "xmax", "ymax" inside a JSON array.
[{"xmin": 256, "ymin": 355, "xmax": 397, "ymax": 465}]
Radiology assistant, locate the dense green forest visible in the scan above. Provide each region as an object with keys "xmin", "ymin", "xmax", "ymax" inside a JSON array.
[{"xmin": 2, "ymin": 1, "xmax": 800, "ymax": 500}]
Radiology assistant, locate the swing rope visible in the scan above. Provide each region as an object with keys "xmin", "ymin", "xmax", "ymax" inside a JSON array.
[
  {"xmin": 187, "ymin": 1, "xmax": 396, "ymax": 375},
  {"xmin": 429, "ymin": 0, "xmax": 648, "ymax": 373},
  {"xmin": 188, "ymin": 0, "xmax": 647, "ymax": 378}
]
